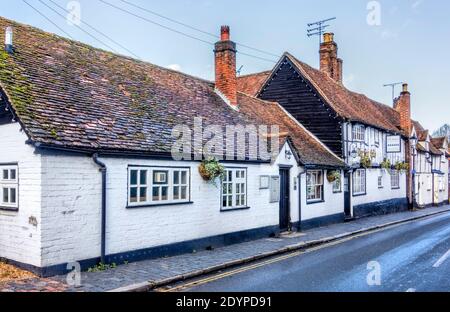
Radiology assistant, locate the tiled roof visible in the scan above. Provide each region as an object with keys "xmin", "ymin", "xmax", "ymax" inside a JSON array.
[
  {"xmin": 237, "ymin": 71, "xmax": 271, "ymax": 96},
  {"xmin": 238, "ymin": 93, "xmax": 345, "ymax": 167},
  {"xmin": 237, "ymin": 52, "xmax": 404, "ymax": 135},
  {"xmin": 429, "ymin": 143, "xmax": 443, "ymax": 155},
  {"xmin": 431, "ymin": 137, "xmax": 446, "ymax": 149},
  {"xmin": 412, "ymin": 120, "xmax": 425, "ymax": 132},
  {"xmin": 0, "ymin": 17, "xmax": 343, "ymax": 166},
  {"xmin": 417, "ymin": 130, "xmax": 429, "ymax": 142},
  {"xmin": 0, "ymin": 17, "xmax": 264, "ymax": 158}
]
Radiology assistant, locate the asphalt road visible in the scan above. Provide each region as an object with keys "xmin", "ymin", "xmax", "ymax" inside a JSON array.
[{"xmin": 176, "ymin": 212, "xmax": 450, "ymax": 292}]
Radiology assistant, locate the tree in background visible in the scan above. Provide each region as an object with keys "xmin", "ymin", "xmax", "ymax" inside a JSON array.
[{"xmin": 433, "ymin": 124, "xmax": 450, "ymax": 139}]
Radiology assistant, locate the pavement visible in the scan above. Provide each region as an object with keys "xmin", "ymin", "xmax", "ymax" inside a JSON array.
[
  {"xmin": 180, "ymin": 211, "xmax": 450, "ymax": 292},
  {"xmin": 1, "ymin": 205, "xmax": 449, "ymax": 292}
]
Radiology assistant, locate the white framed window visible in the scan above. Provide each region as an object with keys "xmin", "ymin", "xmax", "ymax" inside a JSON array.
[
  {"xmin": 128, "ymin": 167, "xmax": 190, "ymax": 207},
  {"xmin": 353, "ymin": 169, "xmax": 366, "ymax": 196},
  {"xmin": 391, "ymin": 170, "xmax": 400, "ymax": 189},
  {"xmin": 374, "ymin": 129, "xmax": 380, "ymax": 146},
  {"xmin": 222, "ymin": 168, "xmax": 247, "ymax": 210},
  {"xmin": 378, "ymin": 172, "xmax": 384, "ymax": 189},
  {"xmin": 1, "ymin": 165, "xmax": 18, "ymax": 210},
  {"xmin": 332, "ymin": 178, "xmax": 342, "ymax": 193},
  {"xmin": 353, "ymin": 124, "xmax": 365, "ymax": 142},
  {"xmin": 306, "ymin": 170, "xmax": 324, "ymax": 202}
]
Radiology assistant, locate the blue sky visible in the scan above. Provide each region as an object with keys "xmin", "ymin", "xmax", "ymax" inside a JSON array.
[{"xmin": 1, "ymin": 0, "xmax": 448, "ymax": 131}]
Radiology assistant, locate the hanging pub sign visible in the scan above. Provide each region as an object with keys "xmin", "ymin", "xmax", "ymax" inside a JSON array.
[{"xmin": 386, "ymin": 135, "xmax": 401, "ymax": 153}]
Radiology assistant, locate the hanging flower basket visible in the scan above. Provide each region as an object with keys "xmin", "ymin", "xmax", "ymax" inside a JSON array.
[
  {"xmin": 358, "ymin": 150, "xmax": 372, "ymax": 169},
  {"xmin": 199, "ymin": 158, "xmax": 225, "ymax": 185},
  {"xmin": 394, "ymin": 161, "xmax": 409, "ymax": 172},
  {"xmin": 380, "ymin": 158, "xmax": 391, "ymax": 171},
  {"xmin": 327, "ymin": 170, "xmax": 341, "ymax": 184}
]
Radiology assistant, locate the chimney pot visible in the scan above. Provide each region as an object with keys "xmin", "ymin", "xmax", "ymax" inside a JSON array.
[
  {"xmin": 323, "ymin": 32, "xmax": 334, "ymax": 43},
  {"xmin": 5, "ymin": 26, "xmax": 13, "ymax": 54},
  {"xmin": 402, "ymin": 83, "xmax": 409, "ymax": 93},
  {"xmin": 221, "ymin": 25, "xmax": 230, "ymax": 41}
]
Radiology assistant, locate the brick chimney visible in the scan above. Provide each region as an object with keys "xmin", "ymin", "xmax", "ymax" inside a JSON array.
[
  {"xmin": 215, "ymin": 26, "xmax": 237, "ymax": 106},
  {"xmin": 319, "ymin": 33, "xmax": 343, "ymax": 83},
  {"xmin": 394, "ymin": 83, "xmax": 412, "ymax": 135}
]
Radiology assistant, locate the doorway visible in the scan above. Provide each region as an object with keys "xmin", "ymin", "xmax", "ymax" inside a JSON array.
[
  {"xmin": 279, "ymin": 168, "xmax": 291, "ymax": 231},
  {"xmin": 344, "ymin": 171, "xmax": 352, "ymax": 218}
]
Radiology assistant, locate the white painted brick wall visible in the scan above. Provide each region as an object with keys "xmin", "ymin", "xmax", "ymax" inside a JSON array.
[
  {"xmin": 0, "ymin": 123, "xmax": 42, "ymax": 267},
  {"xmin": 40, "ymin": 153, "xmax": 102, "ymax": 267},
  {"xmin": 351, "ymin": 169, "xmax": 406, "ymax": 210},
  {"xmin": 300, "ymin": 170, "xmax": 345, "ymax": 221},
  {"xmin": 38, "ymin": 143, "xmax": 331, "ymax": 267}
]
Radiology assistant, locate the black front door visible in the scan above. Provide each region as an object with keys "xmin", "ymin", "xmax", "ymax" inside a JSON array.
[
  {"xmin": 344, "ymin": 171, "xmax": 351, "ymax": 218},
  {"xmin": 279, "ymin": 168, "xmax": 290, "ymax": 231}
]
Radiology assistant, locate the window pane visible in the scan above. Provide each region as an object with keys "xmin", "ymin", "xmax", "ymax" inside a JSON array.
[
  {"xmin": 174, "ymin": 171, "xmax": 180, "ymax": 185},
  {"xmin": 228, "ymin": 196, "xmax": 232, "ymax": 207},
  {"xmin": 10, "ymin": 188, "xmax": 16, "ymax": 204},
  {"xmin": 139, "ymin": 187, "xmax": 147, "ymax": 202},
  {"xmin": 181, "ymin": 171, "xmax": 187, "ymax": 184},
  {"xmin": 173, "ymin": 186, "xmax": 180, "ymax": 200},
  {"xmin": 241, "ymin": 183, "xmax": 245, "ymax": 193},
  {"xmin": 3, "ymin": 188, "xmax": 8, "ymax": 203},
  {"xmin": 140, "ymin": 170, "xmax": 147, "ymax": 185},
  {"xmin": 181, "ymin": 186, "xmax": 187, "ymax": 200},
  {"xmin": 153, "ymin": 171, "xmax": 168, "ymax": 184},
  {"xmin": 130, "ymin": 187, "xmax": 138, "ymax": 203},
  {"xmin": 130, "ymin": 170, "xmax": 138, "ymax": 185},
  {"xmin": 223, "ymin": 196, "xmax": 228, "ymax": 207},
  {"xmin": 228, "ymin": 171, "xmax": 232, "ymax": 181},
  {"xmin": 3, "ymin": 170, "xmax": 8, "ymax": 180},
  {"xmin": 161, "ymin": 187, "xmax": 168, "ymax": 201},
  {"xmin": 152, "ymin": 187, "xmax": 160, "ymax": 201},
  {"xmin": 10, "ymin": 170, "xmax": 16, "ymax": 180},
  {"xmin": 236, "ymin": 171, "xmax": 240, "ymax": 179},
  {"xmin": 228, "ymin": 183, "xmax": 232, "ymax": 193},
  {"xmin": 241, "ymin": 195, "xmax": 245, "ymax": 206}
]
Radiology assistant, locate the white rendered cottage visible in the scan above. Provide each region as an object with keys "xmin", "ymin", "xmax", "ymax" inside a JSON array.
[
  {"xmin": 0, "ymin": 18, "xmax": 346, "ymax": 276},
  {"xmin": 410, "ymin": 122, "xmax": 449, "ymax": 207}
]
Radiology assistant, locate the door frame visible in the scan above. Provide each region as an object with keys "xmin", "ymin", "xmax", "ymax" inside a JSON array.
[
  {"xmin": 344, "ymin": 170, "xmax": 352, "ymax": 218},
  {"xmin": 279, "ymin": 166, "xmax": 291, "ymax": 231}
]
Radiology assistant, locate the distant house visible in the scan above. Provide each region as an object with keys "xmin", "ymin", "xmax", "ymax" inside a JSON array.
[
  {"xmin": 410, "ymin": 120, "xmax": 449, "ymax": 207},
  {"xmin": 0, "ymin": 18, "xmax": 346, "ymax": 276}
]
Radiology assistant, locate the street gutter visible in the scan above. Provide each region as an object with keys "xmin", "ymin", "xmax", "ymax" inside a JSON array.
[{"xmin": 109, "ymin": 208, "xmax": 450, "ymax": 292}]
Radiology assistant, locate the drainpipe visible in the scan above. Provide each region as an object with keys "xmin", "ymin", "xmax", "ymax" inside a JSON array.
[
  {"xmin": 92, "ymin": 153, "xmax": 107, "ymax": 264},
  {"xmin": 297, "ymin": 168, "xmax": 306, "ymax": 232}
]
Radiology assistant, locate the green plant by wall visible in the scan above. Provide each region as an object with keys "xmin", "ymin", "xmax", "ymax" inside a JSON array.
[
  {"xmin": 327, "ymin": 170, "xmax": 341, "ymax": 184},
  {"xmin": 358, "ymin": 150, "xmax": 372, "ymax": 168},
  {"xmin": 88, "ymin": 262, "xmax": 117, "ymax": 272},
  {"xmin": 380, "ymin": 159, "xmax": 391, "ymax": 171},
  {"xmin": 198, "ymin": 158, "xmax": 225, "ymax": 186},
  {"xmin": 394, "ymin": 161, "xmax": 409, "ymax": 172}
]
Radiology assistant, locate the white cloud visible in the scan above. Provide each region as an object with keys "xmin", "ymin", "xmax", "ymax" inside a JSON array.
[{"xmin": 167, "ymin": 64, "xmax": 182, "ymax": 71}]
